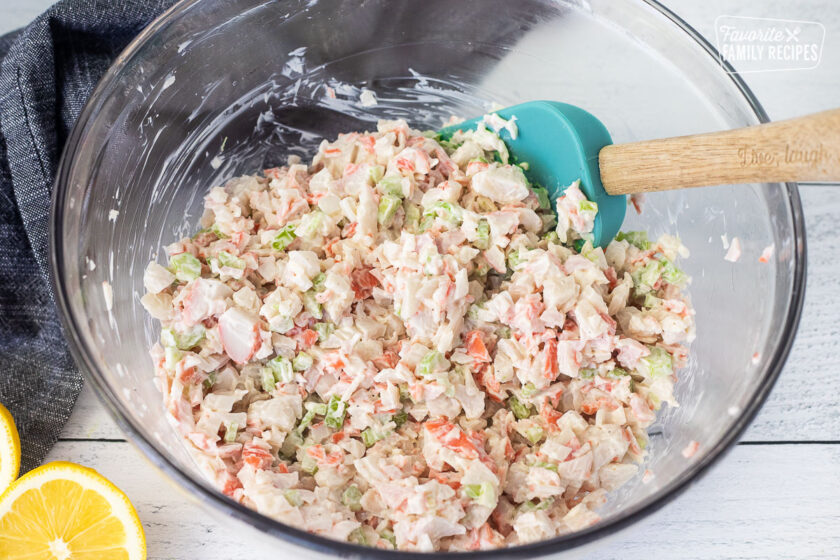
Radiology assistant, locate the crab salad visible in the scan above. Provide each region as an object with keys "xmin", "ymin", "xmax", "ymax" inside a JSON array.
[{"xmin": 141, "ymin": 115, "xmax": 695, "ymax": 551}]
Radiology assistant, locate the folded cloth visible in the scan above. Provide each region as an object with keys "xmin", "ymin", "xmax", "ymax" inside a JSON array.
[{"xmin": 0, "ymin": 0, "xmax": 175, "ymax": 472}]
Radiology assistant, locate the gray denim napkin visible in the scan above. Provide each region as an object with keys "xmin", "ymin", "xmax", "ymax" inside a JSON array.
[{"xmin": 0, "ymin": 0, "xmax": 174, "ymax": 473}]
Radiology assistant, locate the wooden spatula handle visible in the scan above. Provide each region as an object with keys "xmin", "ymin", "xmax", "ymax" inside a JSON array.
[{"xmin": 599, "ymin": 108, "xmax": 840, "ymax": 195}]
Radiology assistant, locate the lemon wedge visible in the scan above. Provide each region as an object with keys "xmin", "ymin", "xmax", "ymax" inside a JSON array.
[
  {"xmin": 0, "ymin": 461, "xmax": 146, "ymax": 559},
  {"xmin": 0, "ymin": 402, "xmax": 20, "ymax": 493}
]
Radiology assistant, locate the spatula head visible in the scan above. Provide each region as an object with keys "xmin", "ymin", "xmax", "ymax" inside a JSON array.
[{"xmin": 438, "ymin": 101, "xmax": 626, "ymax": 247}]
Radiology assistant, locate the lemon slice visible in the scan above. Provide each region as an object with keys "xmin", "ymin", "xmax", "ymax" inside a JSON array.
[
  {"xmin": 0, "ymin": 461, "xmax": 146, "ymax": 559},
  {"xmin": 0, "ymin": 403, "xmax": 20, "ymax": 493}
]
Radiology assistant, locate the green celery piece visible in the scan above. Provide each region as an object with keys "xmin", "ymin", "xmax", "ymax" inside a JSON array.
[
  {"xmin": 324, "ymin": 395, "xmax": 347, "ymax": 429},
  {"xmin": 508, "ymin": 395, "xmax": 533, "ymax": 419},
  {"xmin": 272, "ymin": 224, "xmax": 297, "ymax": 251},
  {"xmin": 169, "ymin": 253, "xmax": 202, "ymax": 282},
  {"xmin": 342, "ymin": 485, "xmax": 363, "ymax": 511},
  {"xmin": 378, "ymin": 195, "xmax": 402, "ymax": 226}
]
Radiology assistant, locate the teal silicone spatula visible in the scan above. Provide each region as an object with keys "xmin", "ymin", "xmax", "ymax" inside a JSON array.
[{"xmin": 439, "ymin": 100, "xmax": 840, "ymax": 247}]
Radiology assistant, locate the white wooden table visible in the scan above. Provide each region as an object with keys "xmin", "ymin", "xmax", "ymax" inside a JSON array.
[{"xmin": 5, "ymin": 1, "xmax": 840, "ymax": 558}]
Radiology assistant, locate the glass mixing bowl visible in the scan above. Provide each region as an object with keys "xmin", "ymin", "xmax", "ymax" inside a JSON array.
[{"xmin": 50, "ymin": 0, "xmax": 806, "ymax": 556}]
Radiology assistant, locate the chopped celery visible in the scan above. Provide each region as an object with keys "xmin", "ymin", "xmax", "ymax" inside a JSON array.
[
  {"xmin": 616, "ymin": 231, "xmax": 651, "ymax": 250},
  {"xmin": 399, "ymin": 385, "xmax": 411, "ymax": 402},
  {"xmin": 416, "ymin": 351, "xmax": 443, "ymax": 376},
  {"xmin": 520, "ymin": 497, "xmax": 554, "ymax": 512},
  {"xmin": 283, "ymin": 489, "xmax": 302, "ymax": 507},
  {"xmin": 296, "ymin": 210, "xmax": 324, "ymax": 238},
  {"xmin": 169, "ymin": 253, "xmax": 202, "ymax": 282},
  {"xmin": 508, "ymin": 395, "xmax": 533, "ymax": 420},
  {"xmin": 178, "ymin": 326, "xmax": 206, "ymax": 349},
  {"xmin": 293, "ymin": 352, "xmax": 314, "ymax": 371},
  {"xmin": 368, "ymin": 165, "xmax": 385, "ymax": 184},
  {"xmin": 305, "ymin": 402, "xmax": 328, "ymax": 414},
  {"xmin": 261, "ymin": 367, "xmax": 277, "ymax": 392},
  {"xmin": 424, "ymin": 201, "xmax": 463, "ymax": 225},
  {"xmin": 300, "ymin": 455, "xmax": 318, "ymax": 474},
  {"xmin": 302, "ymin": 290, "xmax": 322, "ymax": 319},
  {"xmin": 349, "ymin": 528, "xmax": 367, "ymax": 546},
  {"xmin": 224, "ymin": 422, "xmax": 238, "ymax": 443},
  {"xmin": 380, "ymin": 529, "xmax": 397, "ymax": 548},
  {"xmin": 404, "ymin": 203, "xmax": 421, "ymax": 232},
  {"xmin": 579, "ymin": 368, "xmax": 596, "ymax": 379},
  {"xmin": 463, "ymin": 482, "xmax": 496, "ymax": 508},
  {"xmin": 507, "ymin": 248, "xmax": 525, "ymax": 271},
  {"xmin": 644, "ymin": 293, "xmax": 662, "ymax": 308},
  {"xmin": 210, "ymin": 223, "xmax": 229, "ymax": 239},
  {"xmin": 579, "ymin": 200, "xmax": 598, "ymax": 213},
  {"xmin": 202, "ymin": 371, "xmax": 217, "ymax": 390},
  {"xmin": 342, "ymin": 485, "xmax": 363, "ymax": 512},
  {"xmin": 573, "ymin": 239, "xmax": 586, "ymax": 253},
  {"xmin": 376, "ymin": 175, "xmax": 404, "ymax": 197},
  {"xmin": 164, "ymin": 346, "xmax": 182, "ymax": 370},
  {"xmin": 581, "ymin": 243, "xmax": 601, "ymax": 264},
  {"xmin": 217, "ymin": 251, "xmax": 245, "ymax": 269},
  {"xmin": 466, "ymin": 302, "xmax": 485, "ymax": 321},
  {"xmin": 324, "ymin": 395, "xmax": 347, "ymax": 429},
  {"xmin": 610, "ymin": 367, "xmax": 629, "ymax": 377},
  {"xmin": 361, "ymin": 427, "xmax": 390, "ymax": 447},
  {"xmin": 533, "ymin": 461, "xmax": 558, "ymax": 472},
  {"xmin": 660, "ymin": 257, "xmax": 687, "ymax": 286},
  {"xmin": 641, "ymin": 347, "xmax": 673, "ymax": 379},
  {"xmin": 532, "ymin": 186, "xmax": 551, "ymax": 210},
  {"xmin": 543, "ymin": 231, "xmax": 560, "ymax": 244},
  {"xmin": 296, "ymin": 407, "xmax": 322, "ymax": 433},
  {"xmin": 523, "ymin": 425, "xmax": 544, "ymax": 444},
  {"xmin": 312, "ymin": 272, "xmax": 327, "ymax": 292},
  {"xmin": 495, "ymin": 326, "xmax": 511, "ymax": 339},
  {"xmin": 280, "ymin": 430, "xmax": 303, "ymax": 457},
  {"xmin": 474, "ymin": 219, "xmax": 491, "ymax": 250},
  {"xmin": 162, "ymin": 326, "xmax": 206, "ymax": 350},
  {"xmin": 160, "ymin": 328, "xmax": 177, "ymax": 348},
  {"xmin": 393, "ymin": 410, "xmax": 408, "ymax": 428},
  {"xmin": 418, "ymin": 213, "xmax": 435, "ymax": 232},
  {"xmin": 521, "ymin": 382, "xmax": 538, "ymax": 398},
  {"xmin": 313, "ymin": 322, "xmax": 334, "ymax": 342},
  {"xmin": 268, "ymin": 355, "xmax": 294, "ymax": 383},
  {"xmin": 271, "ymin": 224, "xmax": 297, "ymax": 251},
  {"xmin": 378, "ymin": 194, "xmax": 402, "ymax": 226},
  {"xmin": 361, "ymin": 429, "xmax": 377, "ymax": 447},
  {"xmin": 519, "ymin": 161, "xmax": 530, "ymax": 171},
  {"xmin": 632, "ymin": 260, "xmax": 662, "ymax": 293}
]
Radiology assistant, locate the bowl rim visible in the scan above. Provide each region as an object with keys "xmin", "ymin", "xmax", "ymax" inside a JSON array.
[{"xmin": 50, "ymin": 0, "xmax": 807, "ymax": 556}]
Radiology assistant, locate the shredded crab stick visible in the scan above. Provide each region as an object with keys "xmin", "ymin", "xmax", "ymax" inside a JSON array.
[{"xmin": 142, "ymin": 115, "xmax": 695, "ymax": 551}]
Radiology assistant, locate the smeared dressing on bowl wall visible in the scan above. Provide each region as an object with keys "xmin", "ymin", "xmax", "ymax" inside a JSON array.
[{"xmin": 53, "ymin": 0, "xmax": 805, "ymax": 555}]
